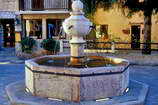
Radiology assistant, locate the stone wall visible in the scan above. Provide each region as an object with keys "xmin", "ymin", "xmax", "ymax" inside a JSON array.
[
  {"xmin": 0, "ymin": 0, "xmax": 19, "ymax": 11},
  {"xmin": 93, "ymin": 4, "xmax": 158, "ymax": 48}
]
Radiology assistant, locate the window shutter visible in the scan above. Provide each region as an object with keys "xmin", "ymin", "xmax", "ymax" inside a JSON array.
[{"xmin": 32, "ymin": 0, "xmax": 44, "ymax": 10}]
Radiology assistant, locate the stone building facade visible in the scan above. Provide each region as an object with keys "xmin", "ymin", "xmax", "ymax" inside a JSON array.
[
  {"xmin": 13, "ymin": 0, "xmax": 72, "ymax": 54},
  {"xmin": 19, "ymin": 0, "xmax": 71, "ymax": 40},
  {"xmin": 0, "ymin": 0, "xmax": 19, "ymax": 11},
  {"xmin": 0, "ymin": 0, "xmax": 19, "ymax": 47}
]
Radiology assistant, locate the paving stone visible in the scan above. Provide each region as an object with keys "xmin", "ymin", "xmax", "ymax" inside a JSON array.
[
  {"xmin": 0, "ymin": 64, "xmax": 25, "ymax": 105},
  {"xmin": 0, "ymin": 48, "xmax": 158, "ymax": 105}
]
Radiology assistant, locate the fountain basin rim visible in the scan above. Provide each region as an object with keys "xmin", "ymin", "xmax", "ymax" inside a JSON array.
[
  {"xmin": 25, "ymin": 64, "xmax": 130, "ymax": 77},
  {"xmin": 25, "ymin": 55, "xmax": 130, "ymax": 77}
]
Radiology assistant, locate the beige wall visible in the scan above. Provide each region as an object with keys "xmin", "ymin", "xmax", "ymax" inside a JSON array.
[
  {"xmin": 93, "ymin": 6, "xmax": 158, "ymax": 46},
  {"xmin": 0, "ymin": 0, "xmax": 19, "ymax": 11},
  {"xmin": 22, "ymin": 14, "xmax": 70, "ymax": 20},
  {"xmin": 151, "ymin": 15, "xmax": 158, "ymax": 42}
]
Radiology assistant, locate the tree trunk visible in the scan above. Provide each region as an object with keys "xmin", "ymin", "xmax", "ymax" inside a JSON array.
[{"xmin": 142, "ymin": 14, "xmax": 152, "ymax": 54}]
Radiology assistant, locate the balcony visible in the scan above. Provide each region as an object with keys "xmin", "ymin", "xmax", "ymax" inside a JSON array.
[{"xmin": 19, "ymin": 0, "xmax": 71, "ymax": 11}]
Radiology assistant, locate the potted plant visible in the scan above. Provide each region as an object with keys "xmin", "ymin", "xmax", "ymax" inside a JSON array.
[
  {"xmin": 41, "ymin": 38, "xmax": 60, "ymax": 55},
  {"xmin": 20, "ymin": 37, "xmax": 36, "ymax": 53}
]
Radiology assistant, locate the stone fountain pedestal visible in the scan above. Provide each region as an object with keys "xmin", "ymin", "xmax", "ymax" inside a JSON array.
[{"xmin": 62, "ymin": 0, "xmax": 92, "ymax": 67}]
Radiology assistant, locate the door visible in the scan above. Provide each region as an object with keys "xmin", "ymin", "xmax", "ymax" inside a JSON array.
[
  {"xmin": 131, "ymin": 25, "xmax": 141, "ymax": 49},
  {"xmin": 46, "ymin": 19, "xmax": 62, "ymax": 39},
  {"xmin": 2, "ymin": 19, "xmax": 15, "ymax": 47},
  {"xmin": 47, "ymin": 19, "xmax": 56, "ymax": 39}
]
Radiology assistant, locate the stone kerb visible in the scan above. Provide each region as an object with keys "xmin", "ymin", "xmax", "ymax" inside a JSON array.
[{"xmin": 6, "ymin": 80, "xmax": 149, "ymax": 105}]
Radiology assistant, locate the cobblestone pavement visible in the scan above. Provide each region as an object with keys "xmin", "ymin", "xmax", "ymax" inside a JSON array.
[
  {"xmin": 0, "ymin": 48, "xmax": 158, "ymax": 105},
  {"xmin": 0, "ymin": 48, "xmax": 24, "ymax": 64},
  {"xmin": 0, "ymin": 48, "xmax": 25, "ymax": 105},
  {"xmin": 0, "ymin": 64, "xmax": 24, "ymax": 105},
  {"xmin": 130, "ymin": 66, "xmax": 158, "ymax": 105}
]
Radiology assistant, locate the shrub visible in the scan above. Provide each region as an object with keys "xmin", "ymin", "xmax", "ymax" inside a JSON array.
[
  {"xmin": 41, "ymin": 38, "xmax": 60, "ymax": 53},
  {"xmin": 20, "ymin": 37, "xmax": 36, "ymax": 53}
]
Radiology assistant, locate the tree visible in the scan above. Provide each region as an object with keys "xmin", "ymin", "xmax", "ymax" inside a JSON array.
[
  {"xmin": 80, "ymin": 0, "xmax": 115, "ymax": 41},
  {"xmin": 120, "ymin": 0, "xmax": 158, "ymax": 54},
  {"xmin": 81, "ymin": 0, "xmax": 115, "ymax": 19}
]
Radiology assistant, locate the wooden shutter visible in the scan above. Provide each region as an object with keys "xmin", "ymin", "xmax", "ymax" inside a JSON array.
[
  {"xmin": 32, "ymin": 0, "xmax": 44, "ymax": 10},
  {"xmin": 19, "ymin": 0, "xmax": 24, "ymax": 10},
  {"xmin": 68, "ymin": 0, "xmax": 72, "ymax": 9}
]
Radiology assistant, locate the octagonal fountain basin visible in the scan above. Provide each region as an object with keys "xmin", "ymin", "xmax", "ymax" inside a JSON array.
[{"xmin": 25, "ymin": 55, "xmax": 130, "ymax": 102}]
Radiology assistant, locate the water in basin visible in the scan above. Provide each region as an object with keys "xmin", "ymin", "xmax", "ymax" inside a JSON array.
[{"xmin": 36, "ymin": 56, "xmax": 125, "ymax": 68}]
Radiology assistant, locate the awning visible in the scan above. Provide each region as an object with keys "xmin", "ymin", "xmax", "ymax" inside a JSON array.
[
  {"xmin": 17, "ymin": 10, "xmax": 70, "ymax": 15},
  {"xmin": 0, "ymin": 11, "xmax": 16, "ymax": 19}
]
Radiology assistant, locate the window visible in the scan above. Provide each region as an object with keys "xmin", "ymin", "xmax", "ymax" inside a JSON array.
[
  {"xmin": 101, "ymin": 25, "xmax": 108, "ymax": 35},
  {"xmin": 46, "ymin": 19, "xmax": 63, "ymax": 38},
  {"xmin": 96, "ymin": 25, "xmax": 108, "ymax": 38},
  {"xmin": 142, "ymin": 28, "xmax": 144, "ymax": 34},
  {"xmin": 25, "ymin": 20, "xmax": 42, "ymax": 39}
]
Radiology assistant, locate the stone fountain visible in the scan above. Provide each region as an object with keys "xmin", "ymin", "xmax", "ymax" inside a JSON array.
[
  {"xmin": 6, "ymin": 0, "xmax": 148, "ymax": 105},
  {"xmin": 24, "ymin": 0, "xmax": 129, "ymax": 102}
]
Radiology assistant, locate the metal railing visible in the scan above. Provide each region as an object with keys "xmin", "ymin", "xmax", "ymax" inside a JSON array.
[
  {"xmin": 62, "ymin": 40, "xmax": 158, "ymax": 51},
  {"xmin": 85, "ymin": 41, "xmax": 158, "ymax": 51},
  {"xmin": 44, "ymin": 0, "xmax": 71, "ymax": 10}
]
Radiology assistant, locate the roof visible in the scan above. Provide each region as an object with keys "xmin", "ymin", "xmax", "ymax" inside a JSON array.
[{"xmin": 0, "ymin": 11, "xmax": 16, "ymax": 19}]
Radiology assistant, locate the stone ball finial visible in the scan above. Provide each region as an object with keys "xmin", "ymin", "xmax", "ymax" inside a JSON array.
[{"xmin": 72, "ymin": 0, "xmax": 83, "ymax": 12}]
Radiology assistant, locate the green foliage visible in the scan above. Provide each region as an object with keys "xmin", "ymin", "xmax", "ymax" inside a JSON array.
[
  {"xmin": 120, "ymin": 0, "xmax": 158, "ymax": 16},
  {"xmin": 20, "ymin": 37, "xmax": 36, "ymax": 53},
  {"xmin": 41, "ymin": 38, "xmax": 60, "ymax": 52},
  {"xmin": 83, "ymin": 0, "xmax": 158, "ymax": 17},
  {"xmin": 81, "ymin": 0, "xmax": 96, "ymax": 15},
  {"xmin": 81, "ymin": 0, "xmax": 115, "ymax": 16},
  {"xmin": 99, "ymin": 0, "xmax": 116, "ymax": 10},
  {"xmin": 85, "ymin": 27, "xmax": 97, "ymax": 40}
]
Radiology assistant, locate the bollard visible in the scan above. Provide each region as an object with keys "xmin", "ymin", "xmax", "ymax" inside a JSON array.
[
  {"xmin": 60, "ymin": 40, "xmax": 64, "ymax": 53},
  {"xmin": 111, "ymin": 42, "xmax": 115, "ymax": 53}
]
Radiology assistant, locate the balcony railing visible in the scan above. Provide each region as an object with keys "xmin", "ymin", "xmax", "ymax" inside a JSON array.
[{"xmin": 19, "ymin": 0, "xmax": 71, "ymax": 11}]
